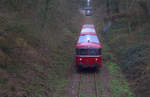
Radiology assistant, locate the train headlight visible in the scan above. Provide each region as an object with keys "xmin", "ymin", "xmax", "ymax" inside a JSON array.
[
  {"xmin": 79, "ymin": 58, "xmax": 82, "ymax": 61},
  {"xmin": 96, "ymin": 58, "xmax": 98, "ymax": 61}
]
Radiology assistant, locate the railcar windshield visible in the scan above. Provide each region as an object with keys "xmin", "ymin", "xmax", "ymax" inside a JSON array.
[
  {"xmin": 79, "ymin": 49, "xmax": 89, "ymax": 55},
  {"xmin": 76, "ymin": 49, "xmax": 88, "ymax": 55},
  {"xmin": 89, "ymin": 49, "xmax": 101, "ymax": 55},
  {"xmin": 76, "ymin": 48, "xmax": 101, "ymax": 56}
]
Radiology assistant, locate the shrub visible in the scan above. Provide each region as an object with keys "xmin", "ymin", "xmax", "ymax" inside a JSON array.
[
  {"xmin": 136, "ymin": 27, "xmax": 150, "ymax": 40},
  {"xmin": 119, "ymin": 43, "xmax": 150, "ymax": 77},
  {"xmin": 0, "ymin": 38, "xmax": 14, "ymax": 54},
  {"xmin": 4, "ymin": 19, "xmax": 28, "ymax": 37},
  {"xmin": 107, "ymin": 33, "xmax": 128, "ymax": 53}
]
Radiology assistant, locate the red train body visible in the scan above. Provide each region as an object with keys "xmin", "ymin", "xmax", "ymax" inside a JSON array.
[{"xmin": 76, "ymin": 24, "xmax": 102, "ymax": 69}]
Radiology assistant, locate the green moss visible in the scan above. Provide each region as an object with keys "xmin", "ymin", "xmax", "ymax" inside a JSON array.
[
  {"xmin": 110, "ymin": 79, "xmax": 134, "ymax": 97},
  {"xmin": 146, "ymin": 64, "xmax": 150, "ymax": 70},
  {"xmin": 106, "ymin": 62, "xmax": 134, "ymax": 97},
  {"xmin": 0, "ymin": 78, "xmax": 8, "ymax": 88},
  {"xmin": 79, "ymin": 93, "xmax": 87, "ymax": 97},
  {"xmin": 107, "ymin": 62, "xmax": 118, "ymax": 74},
  {"xmin": 81, "ymin": 84, "xmax": 87, "ymax": 89},
  {"xmin": 98, "ymin": 84, "xmax": 105, "ymax": 91},
  {"xmin": 56, "ymin": 79, "xmax": 69, "ymax": 89}
]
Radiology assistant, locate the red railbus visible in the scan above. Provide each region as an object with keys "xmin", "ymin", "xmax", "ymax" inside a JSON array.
[{"xmin": 75, "ymin": 34, "xmax": 102, "ymax": 70}]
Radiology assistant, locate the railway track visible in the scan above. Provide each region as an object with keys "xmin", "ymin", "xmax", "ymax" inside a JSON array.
[
  {"xmin": 67, "ymin": 66, "xmax": 115, "ymax": 97},
  {"xmin": 67, "ymin": 68, "xmax": 102, "ymax": 97}
]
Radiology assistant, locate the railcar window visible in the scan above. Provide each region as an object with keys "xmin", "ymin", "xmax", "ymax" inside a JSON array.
[
  {"xmin": 98, "ymin": 49, "xmax": 101, "ymax": 55},
  {"xmin": 89, "ymin": 49, "xmax": 97, "ymax": 55},
  {"xmin": 79, "ymin": 49, "xmax": 88, "ymax": 55},
  {"xmin": 89, "ymin": 49, "xmax": 101, "ymax": 55},
  {"xmin": 76, "ymin": 49, "xmax": 80, "ymax": 55},
  {"xmin": 76, "ymin": 48, "xmax": 101, "ymax": 55}
]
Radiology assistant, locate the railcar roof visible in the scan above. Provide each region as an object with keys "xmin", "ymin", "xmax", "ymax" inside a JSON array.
[
  {"xmin": 83, "ymin": 24, "xmax": 95, "ymax": 28},
  {"xmin": 76, "ymin": 42, "xmax": 101, "ymax": 48},
  {"xmin": 77, "ymin": 35, "xmax": 100, "ymax": 43},
  {"xmin": 80, "ymin": 32, "xmax": 97, "ymax": 35},
  {"xmin": 81, "ymin": 28, "xmax": 96, "ymax": 34}
]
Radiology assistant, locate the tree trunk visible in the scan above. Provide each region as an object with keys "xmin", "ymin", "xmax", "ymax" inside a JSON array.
[{"xmin": 40, "ymin": 0, "xmax": 52, "ymax": 31}]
